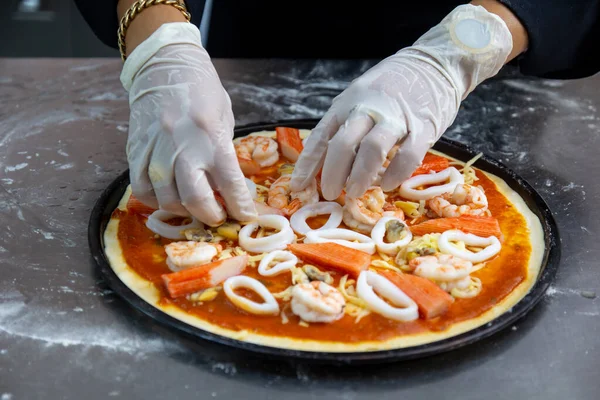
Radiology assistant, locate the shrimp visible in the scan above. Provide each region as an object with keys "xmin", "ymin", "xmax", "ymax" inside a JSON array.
[
  {"xmin": 164, "ymin": 241, "xmax": 223, "ymax": 272},
  {"xmin": 290, "ymin": 281, "xmax": 346, "ymax": 323},
  {"xmin": 427, "ymin": 184, "xmax": 488, "ymax": 218},
  {"xmin": 342, "ymin": 187, "xmax": 389, "ymax": 234},
  {"xmin": 267, "ymin": 174, "xmax": 318, "ymax": 216},
  {"xmin": 235, "ymin": 136, "xmax": 279, "ymax": 175},
  {"xmin": 409, "ymin": 253, "xmax": 473, "ymax": 282}
]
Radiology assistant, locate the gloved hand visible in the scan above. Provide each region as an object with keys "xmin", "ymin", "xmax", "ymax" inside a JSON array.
[
  {"xmin": 291, "ymin": 4, "xmax": 513, "ymax": 200},
  {"xmin": 121, "ymin": 22, "xmax": 256, "ymax": 226}
]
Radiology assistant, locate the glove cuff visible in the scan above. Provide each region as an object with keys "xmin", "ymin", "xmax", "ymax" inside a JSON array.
[
  {"xmin": 120, "ymin": 22, "xmax": 204, "ymax": 91},
  {"xmin": 407, "ymin": 4, "xmax": 513, "ymax": 99}
]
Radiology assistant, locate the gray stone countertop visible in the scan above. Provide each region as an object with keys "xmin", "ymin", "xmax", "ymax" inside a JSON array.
[{"xmin": 0, "ymin": 58, "xmax": 598, "ymax": 400}]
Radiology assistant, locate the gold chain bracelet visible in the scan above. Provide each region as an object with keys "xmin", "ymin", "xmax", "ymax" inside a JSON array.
[{"xmin": 118, "ymin": 0, "xmax": 191, "ymax": 61}]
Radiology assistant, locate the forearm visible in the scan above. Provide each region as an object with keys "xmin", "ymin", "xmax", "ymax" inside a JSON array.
[
  {"xmin": 117, "ymin": 0, "xmax": 188, "ymax": 57},
  {"xmin": 470, "ymin": 0, "xmax": 528, "ymax": 62}
]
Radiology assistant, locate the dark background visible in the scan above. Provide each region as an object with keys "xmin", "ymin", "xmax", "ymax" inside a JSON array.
[{"xmin": 1, "ymin": 0, "xmax": 118, "ymax": 57}]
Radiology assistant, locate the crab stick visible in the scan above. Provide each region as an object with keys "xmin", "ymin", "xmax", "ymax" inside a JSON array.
[
  {"xmin": 161, "ymin": 255, "xmax": 248, "ymax": 298},
  {"xmin": 276, "ymin": 126, "xmax": 304, "ymax": 162},
  {"xmin": 126, "ymin": 195, "xmax": 157, "ymax": 215},
  {"xmin": 378, "ymin": 270, "xmax": 454, "ymax": 319},
  {"xmin": 410, "ymin": 216, "xmax": 502, "ymax": 239},
  {"xmin": 411, "ymin": 153, "xmax": 450, "ymax": 176},
  {"xmin": 287, "ymin": 242, "xmax": 370, "ymax": 279}
]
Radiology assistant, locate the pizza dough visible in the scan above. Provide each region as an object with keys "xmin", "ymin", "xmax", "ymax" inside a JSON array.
[{"xmin": 103, "ymin": 129, "xmax": 544, "ymax": 352}]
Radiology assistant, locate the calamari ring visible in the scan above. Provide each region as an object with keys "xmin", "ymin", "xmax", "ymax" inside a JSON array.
[
  {"xmin": 371, "ymin": 216, "xmax": 412, "ymax": 255},
  {"xmin": 438, "ymin": 229, "xmax": 501, "ymax": 263},
  {"xmin": 146, "ymin": 210, "xmax": 202, "ymax": 240},
  {"xmin": 238, "ymin": 214, "xmax": 295, "ymax": 253},
  {"xmin": 290, "ymin": 201, "xmax": 343, "ymax": 235},
  {"xmin": 356, "ymin": 271, "xmax": 418, "ymax": 322},
  {"xmin": 223, "ymin": 275, "xmax": 279, "ymax": 315},
  {"xmin": 304, "ymin": 228, "xmax": 376, "ymax": 255},
  {"xmin": 398, "ymin": 167, "xmax": 464, "ymax": 201},
  {"xmin": 258, "ymin": 250, "xmax": 298, "ymax": 277}
]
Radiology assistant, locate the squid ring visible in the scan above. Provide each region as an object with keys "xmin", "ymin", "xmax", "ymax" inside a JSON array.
[
  {"xmin": 146, "ymin": 210, "xmax": 202, "ymax": 240},
  {"xmin": 371, "ymin": 216, "xmax": 413, "ymax": 255},
  {"xmin": 304, "ymin": 228, "xmax": 376, "ymax": 254},
  {"xmin": 258, "ymin": 250, "xmax": 298, "ymax": 277},
  {"xmin": 438, "ymin": 229, "xmax": 501, "ymax": 263},
  {"xmin": 290, "ymin": 201, "xmax": 343, "ymax": 235},
  {"xmin": 238, "ymin": 214, "xmax": 295, "ymax": 253},
  {"xmin": 223, "ymin": 275, "xmax": 280, "ymax": 315},
  {"xmin": 398, "ymin": 167, "xmax": 464, "ymax": 201},
  {"xmin": 356, "ymin": 271, "xmax": 418, "ymax": 322}
]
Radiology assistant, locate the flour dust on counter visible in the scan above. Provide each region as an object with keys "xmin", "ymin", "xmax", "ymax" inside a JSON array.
[{"xmin": 0, "ymin": 288, "xmax": 180, "ymax": 355}]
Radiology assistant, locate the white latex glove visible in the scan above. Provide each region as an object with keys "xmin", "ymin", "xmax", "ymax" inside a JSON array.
[
  {"xmin": 291, "ymin": 4, "xmax": 512, "ymax": 200},
  {"xmin": 121, "ymin": 23, "xmax": 256, "ymax": 226}
]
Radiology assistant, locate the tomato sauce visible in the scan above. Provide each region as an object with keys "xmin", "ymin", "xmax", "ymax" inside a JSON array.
[{"xmin": 113, "ymin": 156, "xmax": 532, "ymax": 342}]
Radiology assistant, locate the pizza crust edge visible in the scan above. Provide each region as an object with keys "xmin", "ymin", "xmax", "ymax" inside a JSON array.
[{"xmin": 103, "ymin": 132, "xmax": 545, "ymax": 353}]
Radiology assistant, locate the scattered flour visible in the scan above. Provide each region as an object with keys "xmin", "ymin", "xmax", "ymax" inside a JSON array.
[
  {"xmin": 5, "ymin": 163, "xmax": 28, "ymax": 172},
  {"xmin": 575, "ymin": 311, "xmax": 600, "ymax": 317},
  {"xmin": 89, "ymin": 92, "xmax": 121, "ymax": 101},
  {"xmin": 211, "ymin": 362, "xmax": 237, "ymax": 376},
  {"xmin": 545, "ymin": 286, "xmax": 582, "ymax": 297},
  {"xmin": 1, "ymin": 394, "xmax": 13, "ymax": 400},
  {"xmin": 57, "ymin": 149, "xmax": 69, "ymax": 157},
  {"xmin": 0, "ymin": 290, "xmax": 178, "ymax": 354},
  {"xmin": 32, "ymin": 228, "xmax": 54, "ymax": 240},
  {"xmin": 56, "ymin": 163, "xmax": 75, "ymax": 170}
]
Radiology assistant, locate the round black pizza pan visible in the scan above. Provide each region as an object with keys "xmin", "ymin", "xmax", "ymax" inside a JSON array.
[{"xmin": 88, "ymin": 119, "xmax": 561, "ymax": 364}]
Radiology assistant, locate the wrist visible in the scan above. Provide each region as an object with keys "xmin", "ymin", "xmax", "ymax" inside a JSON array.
[{"xmin": 118, "ymin": 0, "xmax": 189, "ymax": 58}]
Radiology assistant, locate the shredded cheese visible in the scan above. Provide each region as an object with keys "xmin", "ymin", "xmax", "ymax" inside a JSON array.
[
  {"xmin": 471, "ymin": 262, "xmax": 487, "ymax": 273},
  {"xmin": 299, "ymin": 321, "xmax": 309, "ymax": 328},
  {"xmin": 232, "ymin": 246, "xmax": 247, "ymax": 257},
  {"xmin": 394, "ymin": 200, "xmax": 421, "ymax": 218},
  {"xmin": 338, "ymin": 275, "xmax": 369, "ymax": 309},
  {"xmin": 345, "ymin": 303, "xmax": 371, "ymax": 323},
  {"xmin": 217, "ymin": 248, "xmax": 234, "ymax": 260},
  {"xmin": 291, "ymin": 266, "xmax": 309, "ymax": 284},
  {"xmin": 462, "ymin": 152, "xmax": 483, "ymax": 185},
  {"xmin": 370, "ymin": 259, "xmax": 401, "ymax": 272},
  {"xmin": 418, "ymin": 200, "xmax": 426, "ymax": 216},
  {"xmin": 273, "ymin": 286, "xmax": 294, "ymax": 301}
]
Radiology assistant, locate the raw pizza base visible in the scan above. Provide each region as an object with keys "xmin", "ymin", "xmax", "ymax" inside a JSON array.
[{"xmin": 103, "ymin": 130, "xmax": 545, "ymax": 353}]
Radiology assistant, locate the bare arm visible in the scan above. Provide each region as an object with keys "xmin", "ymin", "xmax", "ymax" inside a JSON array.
[{"xmin": 117, "ymin": 0, "xmax": 188, "ymax": 57}]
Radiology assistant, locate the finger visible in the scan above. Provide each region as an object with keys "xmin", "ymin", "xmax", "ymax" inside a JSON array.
[
  {"xmin": 381, "ymin": 121, "xmax": 436, "ymax": 192},
  {"xmin": 211, "ymin": 140, "xmax": 257, "ymax": 222},
  {"xmin": 148, "ymin": 140, "xmax": 189, "ymax": 216},
  {"xmin": 126, "ymin": 125, "xmax": 159, "ymax": 209},
  {"xmin": 346, "ymin": 121, "xmax": 407, "ymax": 198},
  {"xmin": 290, "ymin": 112, "xmax": 341, "ymax": 192},
  {"xmin": 175, "ymin": 154, "xmax": 227, "ymax": 226},
  {"xmin": 320, "ymin": 111, "xmax": 374, "ymax": 200}
]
